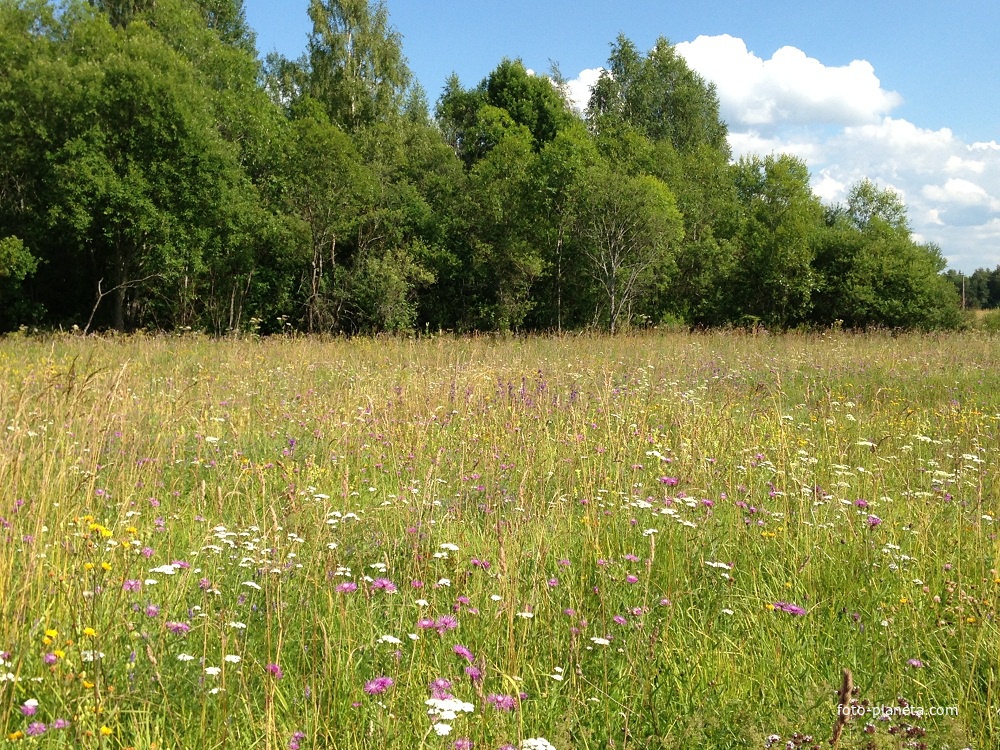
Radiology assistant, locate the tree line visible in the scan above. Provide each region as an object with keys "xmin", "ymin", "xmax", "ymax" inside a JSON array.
[
  {"xmin": 943, "ymin": 267, "xmax": 1000, "ymax": 310},
  {"xmin": 0, "ymin": 0, "xmax": 963, "ymax": 334}
]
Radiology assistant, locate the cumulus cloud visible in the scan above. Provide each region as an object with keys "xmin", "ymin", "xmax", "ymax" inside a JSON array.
[
  {"xmin": 565, "ymin": 67, "xmax": 602, "ymax": 112},
  {"xmin": 675, "ymin": 35, "xmax": 902, "ymax": 130}
]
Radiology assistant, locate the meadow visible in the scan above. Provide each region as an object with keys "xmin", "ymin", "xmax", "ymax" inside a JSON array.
[{"xmin": 0, "ymin": 331, "xmax": 997, "ymax": 749}]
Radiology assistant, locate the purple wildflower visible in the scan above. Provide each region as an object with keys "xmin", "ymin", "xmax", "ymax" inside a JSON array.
[
  {"xmin": 335, "ymin": 581, "xmax": 358, "ymax": 594},
  {"xmin": 52, "ymin": 719, "xmax": 71, "ymax": 730},
  {"xmin": 435, "ymin": 614, "xmax": 459, "ymax": 634},
  {"xmin": 21, "ymin": 701, "xmax": 38, "ymax": 716},
  {"xmin": 613, "ymin": 615, "xmax": 628, "ymax": 625},
  {"xmin": 26, "ymin": 722, "xmax": 46, "ymax": 737},
  {"xmin": 371, "ymin": 578, "xmax": 398, "ymax": 593},
  {"xmin": 453, "ymin": 739, "xmax": 473, "ymax": 750},
  {"xmin": 363, "ymin": 676, "xmax": 394, "ymax": 695},
  {"xmin": 486, "ymin": 693, "xmax": 517, "ymax": 711},
  {"xmin": 43, "ymin": 652, "xmax": 57, "ymax": 665},
  {"xmin": 907, "ymin": 659, "xmax": 924, "ymax": 668},
  {"xmin": 625, "ymin": 575, "xmax": 639, "ymax": 584},
  {"xmin": 417, "ymin": 618, "xmax": 436, "ymax": 630},
  {"xmin": 198, "ymin": 578, "xmax": 212, "ymax": 590},
  {"xmin": 165, "ymin": 621, "xmax": 190, "ymax": 635},
  {"xmin": 464, "ymin": 665, "xmax": 482, "ymax": 681},
  {"xmin": 659, "ymin": 476, "xmax": 679, "ymax": 485},
  {"xmin": 867, "ymin": 515, "xmax": 882, "ymax": 527},
  {"xmin": 772, "ymin": 601, "xmax": 807, "ymax": 616},
  {"xmin": 266, "ymin": 663, "xmax": 284, "ymax": 679},
  {"xmin": 289, "ymin": 731, "xmax": 306, "ymax": 750},
  {"xmin": 123, "ymin": 579, "xmax": 142, "ymax": 592},
  {"xmin": 547, "ymin": 578, "xmax": 559, "ymax": 587},
  {"xmin": 453, "ymin": 644, "xmax": 474, "ymax": 662},
  {"xmin": 429, "ymin": 678, "xmax": 453, "ymax": 699}
]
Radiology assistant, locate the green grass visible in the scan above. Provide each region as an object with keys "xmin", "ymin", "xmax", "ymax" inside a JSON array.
[{"xmin": 0, "ymin": 330, "xmax": 997, "ymax": 749}]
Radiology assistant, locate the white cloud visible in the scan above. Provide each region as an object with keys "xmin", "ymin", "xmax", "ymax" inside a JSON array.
[
  {"xmin": 727, "ymin": 129, "xmax": 824, "ymax": 163},
  {"xmin": 565, "ymin": 67, "xmax": 602, "ymax": 112},
  {"xmin": 922, "ymin": 178, "xmax": 997, "ymax": 207},
  {"xmin": 945, "ymin": 156, "xmax": 986, "ymax": 174},
  {"xmin": 675, "ymin": 35, "xmax": 902, "ymax": 130},
  {"xmin": 812, "ymin": 170, "xmax": 847, "ymax": 203}
]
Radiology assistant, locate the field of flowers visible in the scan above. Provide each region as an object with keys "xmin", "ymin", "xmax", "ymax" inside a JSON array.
[{"xmin": 0, "ymin": 331, "xmax": 997, "ymax": 749}]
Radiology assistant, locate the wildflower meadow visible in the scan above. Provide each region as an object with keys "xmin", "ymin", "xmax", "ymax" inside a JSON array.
[{"xmin": 0, "ymin": 331, "xmax": 997, "ymax": 749}]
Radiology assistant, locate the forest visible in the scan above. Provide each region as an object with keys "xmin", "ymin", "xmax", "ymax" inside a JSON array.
[{"xmin": 0, "ymin": 0, "xmax": 970, "ymax": 334}]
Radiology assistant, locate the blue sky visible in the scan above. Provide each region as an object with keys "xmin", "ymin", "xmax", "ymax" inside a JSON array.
[{"xmin": 244, "ymin": 0, "xmax": 1000, "ymax": 272}]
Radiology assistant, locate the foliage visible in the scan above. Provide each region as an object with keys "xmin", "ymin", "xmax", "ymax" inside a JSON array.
[
  {"xmin": 732, "ymin": 154, "xmax": 823, "ymax": 328},
  {"xmin": 0, "ymin": 4, "xmax": 965, "ymax": 333},
  {"xmin": 304, "ymin": 0, "xmax": 411, "ymax": 131},
  {"xmin": 589, "ymin": 34, "xmax": 729, "ymax": 156},
  {"xmin": 575, "ymin": 167, "xmax": 684, "ymax": 332},
  {"xmin": 813, "ymin": 182, "xmax": 962, "ymax": 330}
]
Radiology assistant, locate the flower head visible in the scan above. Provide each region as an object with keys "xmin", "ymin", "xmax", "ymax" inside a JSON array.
[
  {"xmin": 428, "ymin": 677, "xmax": 453, "ymax": 699},
  {"xmin": 771, "ymin": 601, "xmax": 807, "ymax": 616},
  {"xmin": 364, "ymin": 676, "xmax": 394, "ymax": 695},
  {"xmin": 487, "ymin": 693, "xmax": 517, "ymax": 711},
  {"xmin": 435, "ymin": 614, "xmax": 459, "ymax": 634}
]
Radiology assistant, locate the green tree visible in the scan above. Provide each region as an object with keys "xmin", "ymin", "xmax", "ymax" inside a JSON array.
[
  {"xmin": 0, "ymin": 235, "xmax": 40, "ymax": 330},
  {"xmin": 463, "ymin": 114, "xmax": 541, "ymax": 330},
  {"xmin": 732, "ymin": 154, "xmax": 823, "ymax": 328},
  {"xmin": 436, "ymin": 60, "xmax": 575, "ymax": 169},
  {"xmin": 483, "ymin": 58, "xmax": 573, "ymax": 150},
  {"xmin": 651, "ymin": 140, "xmax": 740, "ymax": 324},
  {"xmin": 589, "ymin": 35, "xmax": 729, "ymax": 156},
  {"xmin": 305, "ymin": 0, "xmax": 411, "ymax": 131},
  {"xmin": 575, "ymin": 166, "xmax": 684, "ymax": 332},
  {"xmin": 279, "ymin": 101, "xmax": 374, "ymax": 331},
  {"xmin": 528, "ymin": 121, "xmax": 602, "ymax": 331},
  {"xmin": 813, "ymin": 181, "xmax": 960, "ymax": 329}
]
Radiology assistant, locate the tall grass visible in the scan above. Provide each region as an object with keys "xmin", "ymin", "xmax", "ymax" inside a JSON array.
[{"xmin": 0, "ymin": 330, "xmax": 996, "ymax": 749}]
